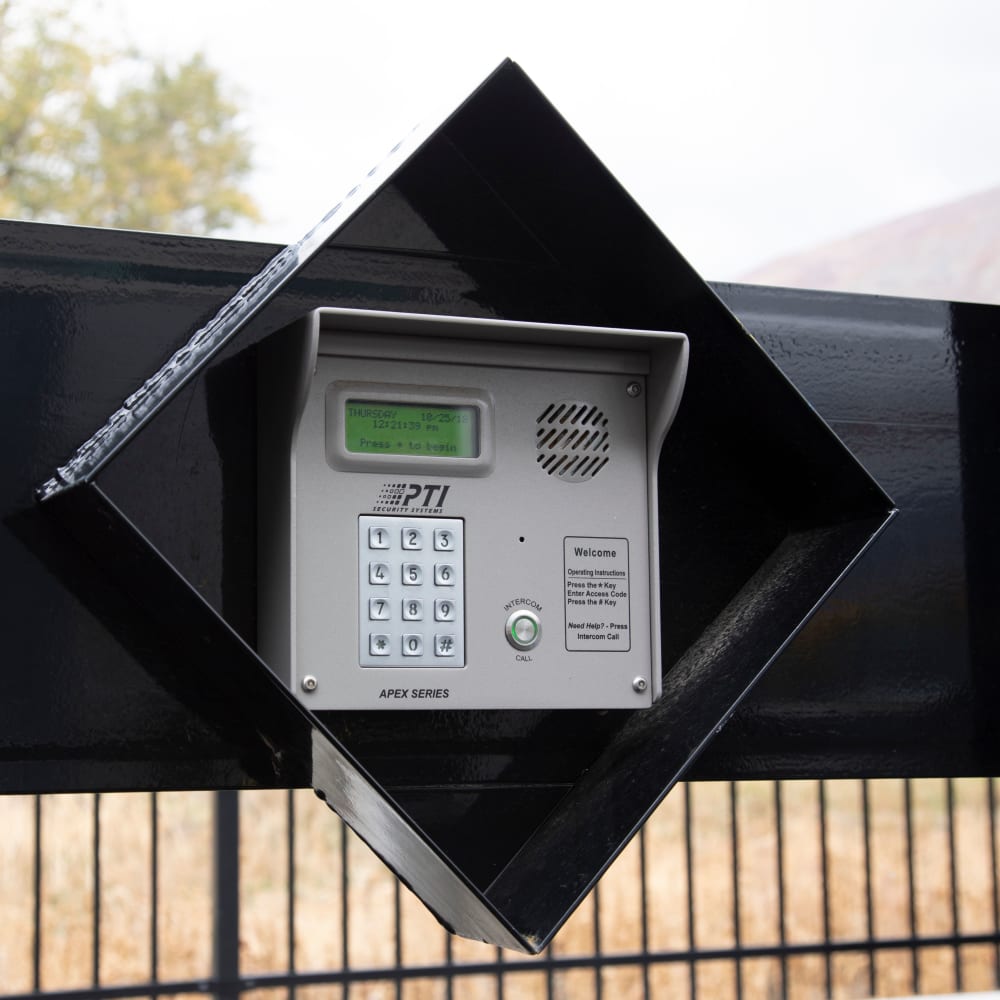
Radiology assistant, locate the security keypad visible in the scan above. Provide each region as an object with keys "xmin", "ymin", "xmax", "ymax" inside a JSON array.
[{"xmin": 358, "ymin": 516, "xmax": 465, "ymax": 667}]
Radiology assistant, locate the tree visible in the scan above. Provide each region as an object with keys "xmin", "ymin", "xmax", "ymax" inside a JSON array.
[{"xmin": 0, "ymin": 1, "xmax": 259, "ymax": 234}]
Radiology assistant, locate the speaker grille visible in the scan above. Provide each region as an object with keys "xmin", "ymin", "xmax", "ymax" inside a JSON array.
[{"xmin": 535, "ymin": 401, "xmax": 610, "ymax": 482}]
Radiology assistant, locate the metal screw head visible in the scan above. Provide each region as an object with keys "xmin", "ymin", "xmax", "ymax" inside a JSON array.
[
  {"xmin": 626, "ymin": 381, "xmax": 642, "ymax": 398},
  {"xmin": 632, "ymin": 676, "xmax": 648, "ymax": 693},
  {"xmin": 301, "ymin": 675, "xmax": 318, "ymax": 693}
]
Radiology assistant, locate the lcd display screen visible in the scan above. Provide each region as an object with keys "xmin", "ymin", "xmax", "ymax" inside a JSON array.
[{"xmin": 345, "ymin": 400, "xmax": 479, "ymax": 458}]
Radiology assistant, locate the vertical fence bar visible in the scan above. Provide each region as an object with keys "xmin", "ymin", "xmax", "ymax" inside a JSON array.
[
  {"xmin": 684, "ymin": 783, "xmax": 696, "ymax": 1000},
  {"xmin": 818, "ymin": 781, "xmax": 832, "ymax": 997},
  {"xmin": 445, "ymin": 920, "xmax": 454, "ymax": 1000},
  {"xmin": 395, "ymin": 879, "xmax": 404, "ymax": 1000},
  {"xmin": 213, "ymin": 790, "xmax": 241, "ymax": 1000},
  {"xmin": 32, "ymin": 794, "xmax": 41, "ymax": 993},
  {"xmin": 639, "ymin": 825, "xmax": 651, "ymax": 1000},
  {"xmin": 93, "ymin": 792, "xmax": 101, "ymax": 988},
  {"xmin": 151, "ymin": 792, "xmax": 159, "ymax": 985},
  {"xmin": 990, "ymin": 778, "xmax": 1000, "ymax": 986},
  {"xmin": 774, "ymin": 782, "xmax": 787, "ymax": 1000},
  {"xmin": 342, "ymin": 818, "xmax": 350, "ymax": 1000},
  {"xmin": 947, "ymin": 778, "xmax": 962, "ymax": 991},
  {"xmin": 730, "ymin": 782, "xmax": 742, "ymax": 1000},
  {"xmin": 904, "ymin": 778, "xmax": 919, "ymax": 993},
  {"xmin": 287, "ymin": 789, "xmax": 296, "ymax": 1000},
  {"xmin": 593, "ymin": 881, "xmax": 603, "ymax": 1000},
  {"xmin": 861, "ymin": 780, "xmax": 875, "ymax": 997}
]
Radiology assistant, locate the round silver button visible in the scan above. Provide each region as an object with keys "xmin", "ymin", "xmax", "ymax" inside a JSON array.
[{"xmin": 505, "ymin": 609, "xmax": 541, "ymax": 651}]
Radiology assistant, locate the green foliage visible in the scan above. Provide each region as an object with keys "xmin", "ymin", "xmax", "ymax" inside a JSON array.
[{"xmin": 0, "ymin": 1, "xmax": 259, "ymax": 233}]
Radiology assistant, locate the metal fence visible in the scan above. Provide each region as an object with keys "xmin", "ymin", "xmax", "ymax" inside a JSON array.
[{"xmin": 2, "ymin": 778, "xmax": 999, "ymax": 1000}]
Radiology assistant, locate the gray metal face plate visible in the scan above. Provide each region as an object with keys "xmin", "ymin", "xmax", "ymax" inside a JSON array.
[{"xmin": 259, "ymin": 309, "xmax": 688, "ymax": 711}]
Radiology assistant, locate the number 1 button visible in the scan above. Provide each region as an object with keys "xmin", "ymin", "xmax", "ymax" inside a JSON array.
[{"xmin": 368, "ymin": 527, "xmax": 390, "ymax": 549}]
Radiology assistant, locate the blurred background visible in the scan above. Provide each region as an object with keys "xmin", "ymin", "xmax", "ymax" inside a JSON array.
[
  {"xmin": 2, "ymin": 3, "xmax": 998, "ymax": 998},
  {"xmin": 2, "ymin": 0, "xmax": 999, "ymax": 299}
]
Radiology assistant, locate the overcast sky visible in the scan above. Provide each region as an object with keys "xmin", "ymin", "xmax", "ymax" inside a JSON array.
[{"xmin": 46, "ymin": 1, "xmax": 1000, "ymax": 279}]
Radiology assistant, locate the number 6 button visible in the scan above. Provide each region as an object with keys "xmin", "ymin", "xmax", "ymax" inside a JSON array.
[{"xmin": 434, "ymin": 563, "xmax": 454, "ymax": 586}]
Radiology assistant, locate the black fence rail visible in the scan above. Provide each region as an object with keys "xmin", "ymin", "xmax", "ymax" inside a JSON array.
[{"xmin": 2, "ymin": 779, "xmax": 998, "ymax": 1000}]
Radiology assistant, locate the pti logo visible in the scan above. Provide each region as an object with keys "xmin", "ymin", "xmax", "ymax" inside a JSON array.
[{"xmin": 373, "ymin": 483, "xmax": 451, "ymax": 513}]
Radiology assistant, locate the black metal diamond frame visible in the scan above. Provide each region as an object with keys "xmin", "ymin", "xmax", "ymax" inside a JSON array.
[{"xmin": 37, "ymin": 61, "xmax": 894, "ymax": 951}]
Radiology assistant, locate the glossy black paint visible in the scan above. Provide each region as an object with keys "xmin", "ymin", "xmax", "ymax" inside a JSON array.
[
  {"xmin": 692, "ymin": 285, "xmax": 1000, "ymax": 780},
  {"xmin": 1, "ymin": 60, "xmax": 986, "ymax": 948}
]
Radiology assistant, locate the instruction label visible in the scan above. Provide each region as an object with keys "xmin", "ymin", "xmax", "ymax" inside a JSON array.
[{"xmin": 564, "ymin": 537, "xmax": 631, "ymax": 651}]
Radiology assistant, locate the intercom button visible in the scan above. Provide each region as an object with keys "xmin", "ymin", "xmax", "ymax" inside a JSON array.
[
  {"xmin": 401, "ymin": 563, "xmax": 423, "ymax": 586},
  {"xmin": 402, "ymin": 598, "xmax": 424, "ymax": 621},
  {"xmin": 369, "ymin": 634, "xmax": 391, "ymax": 656},
  {"xmin": 369, "ymin": 562, "xmax": 390, "ymax": 585},
  {"xmin": 505, "ymin": 610, "xmax": 541, "ymax": 651},
  {"xmin": 401, "ymin": 527, "xmax": 423, "ymax": 550},
  {"xmin": 434, "ymin": 634, "xmax": 457, "ymax": 657},
  {"xmin": 434, "ymin": 599, "xmax": 456, "ymax": 622},
  {"xmin": 369, "ymin": 598, "xmax": 391, "ymax": 620},
  {"xmin": 434, "ymin": 564, "xmax": 455, "ymax": 586},
  {"xmin": 368, "ymin": 526, "xmax": 391, "ymax": 549},
  {"xmin": 402, "ymin": 634, "xmax": 423, "ymax": 657},
  {"xmin": 433, "ymin": 528, "xmax": 455, "ymax": 551}
]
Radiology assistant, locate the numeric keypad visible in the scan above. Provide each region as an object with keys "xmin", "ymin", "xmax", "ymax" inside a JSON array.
[{"xmin": 358, "ymin": 516, "xmax": 465, "ymax": 667}]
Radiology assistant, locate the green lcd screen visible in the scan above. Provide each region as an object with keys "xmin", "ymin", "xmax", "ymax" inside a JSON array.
[{"xmin": 345, "ymin": 400, "xmax": 479, "ymax": 458}]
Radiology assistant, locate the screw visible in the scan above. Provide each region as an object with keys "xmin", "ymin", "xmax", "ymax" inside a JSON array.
[
  {"xmin": 632, "ymin": 676, "xmax": 648, "ymax": 693},
  {"xmin": 301, "ymin": 675, "xmax": 318, "ymax": 693},
  {"xmin": 626, "ymin": 381, "xmax": 642, "ymax": 398}
]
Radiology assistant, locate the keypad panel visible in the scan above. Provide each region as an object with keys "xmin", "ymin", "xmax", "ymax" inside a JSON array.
[{"xmin": 358, "ymin": 516, "xmax": 465, "ymax": 667}]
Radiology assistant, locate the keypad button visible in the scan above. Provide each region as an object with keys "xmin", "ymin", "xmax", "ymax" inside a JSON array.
[
  {"xmin": 434, "ymin": 634, "xmax": 457, "ymax": 657},
  {"xmin": 369, "ymin": 562, "xmax": 390, "ymax": 585},
  {"xmin": 434, "ymin": 599, "xmax": 455, "ymax": 622},
  {"xmin": 434, "ymin": 563, "xmax": 455, "ymax": 586},
  {"xmin": 401, "ymin": 527, "xmax": 423, "ymax": 550},
  {"xmin": 401, "ymin": 562, "xmax": 423, "ymax": 586},
  {"xmin": 402, "ymin": 599, "xmax": 423, "ymax": 621},
  {"xmin": 368, "ymin": 526, "xmax": 390, "ymax": 549},
  {"xmin": 434, "ymin": 528, "xmax": 455, "ymax": 551},
  {"xmin": 402, "ymin": 634, "xmax": 423, "ymax": 657},
  {"xmin": 369, "ymin": 597, "xmax": 391, "ymax": 620},
  {"xmin": 369, "ymin": 634, "xmax": 391, "ymax": 656}
]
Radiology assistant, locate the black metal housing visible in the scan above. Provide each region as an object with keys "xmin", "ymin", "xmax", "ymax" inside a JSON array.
[{"xmin": 1, "ymin": 61, "xmax": 989, "ymax": 950}]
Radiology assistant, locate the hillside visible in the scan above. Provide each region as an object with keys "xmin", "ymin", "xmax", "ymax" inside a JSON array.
[{"xmin": 742, "ymin": 185, "xmax": 1000, "ymax": 305}]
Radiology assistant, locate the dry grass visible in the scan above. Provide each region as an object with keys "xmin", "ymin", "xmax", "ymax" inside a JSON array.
[{"xmin": 0, "ymin": 779, "xmax": 997, "ymax": 999}]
